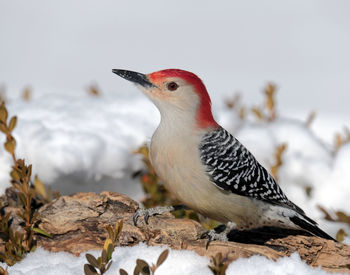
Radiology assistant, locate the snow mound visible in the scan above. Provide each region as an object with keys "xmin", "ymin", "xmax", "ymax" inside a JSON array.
[
  {"xmin": 0, "ymin": 245, "xmax": 338, "ymax": 275},
  {"xmin": 0, "ymin": 93, "xmax": 160, "ymax": 198},
  {"xmin": 226, "ymin": 252, "xmax": 335, "ymax": 275}
]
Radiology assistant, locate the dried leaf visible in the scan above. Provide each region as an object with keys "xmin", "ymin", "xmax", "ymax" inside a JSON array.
[
  {"xmin": 34, "ymin": 175, "xmax": 47, "ymax": 199},
  {"xmin": 251, "ymin": 107, "xmax": 264, "ymax": 120},
  {"xmin": 104, "ymin": 238, "xmax": 113, "ymax": 251},
  {"xmin": 133, "ymin": 264, "xmax": 141, "ymax": 275},
  {"xmin": 4, "ymin": 138, "xmax": 16, "ymax": 155},
  {"xmin": 209, "ymin": 252, "xmax": 228, "ymax": 275},
  {"xmin": 105, "ymin": 225, "xmax": 113, "ymax": 239},
  {"xmin": 115, "ymin": 220, "xmax": 123, "ymax": 238},
  {"xmin": 265, "ymin": 83, "xmax": 275, "ymax": 110},
  {"xmin": 335, "ymin": 211, "xmax": 350, "ymax": 224},
  {"xmin": 102, "ymin": 249, "xmax": 108, "ymax": 264},
  {"xmin": 335, "ymin": 133, "xmax": 343, "ymax": 152},
  {"xmin": 336, "ymin": 229, "xmax": 347, "ymax": 242},
  {"xmin": 270, "ymin": 143, "xmax": 287, "ymax": 182},
  {"xmin": 0, "ymin": 123, "xmax": 7, "ymax": 133},
  {"xmin": 32, "ymin": 211, "xmax": 39, "ymax": 223},
  {"xmin": 136, "ymin": 259, "xmax": 150, "ymax": 275},
  {"xmin": 120, "ymin": 268, "xmax": 129, "ymax": 275},
  {"xmin": 156, "ymin": 249, "xmax": 169, "ymax": 267},
  {"xmin": 305, "ymin": 111, "xmax": 316, "ymax": 127},
  {"xmin": 317, "ymin": 205, "xmax": 337, "ymax": 222},
  {"xmin": 238, "ymin": 106, "xmax": 246, "ymax": 119},
  {"xmin": 88, "ymin": 85, "xmax": 101, "ymax": 96},
  {"xmin": 86, "ymin": 254, "xmax": 99, "ymax": 269},
  {"xmin": 8, "ymin": 116, "xmax": 17, "ymax": 131},
  {"xmin": 27, "ymin": 164, "xmax": 32, "ymax": 178},
  {"xmin": 10, "ymin": 169, "xmax": 20, "ymax": 181},
  {"xmin": 22, "ymin": 88, "xmax": 31, "ymax": 101},
  {"xmin": 0, "ymin": 266, "xmax": 9, "ymax": 275},
  {"xmin": 0, "ymin": 104, "xmax": 8, "ymax": 123},
  {"xmin": 84, "ymin": 264, "xmax": 98, "ymax": 275},
  {"xmin": 105, "ymin": 260, "xmax": 113, "ymax": 272},
  {"xmin": 18, "ymin": 192, "xmax": 26, "ymax": 207}
]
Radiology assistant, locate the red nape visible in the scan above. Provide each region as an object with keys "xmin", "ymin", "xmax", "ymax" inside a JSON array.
[{"xmin": 148, "ymin": 69, "xmax": 219, "ymax": 129}]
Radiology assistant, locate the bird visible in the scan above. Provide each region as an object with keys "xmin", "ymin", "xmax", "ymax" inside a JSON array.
[{"xmin": 112, "ymin": 68, "xmax": 335, "ymax": 242}]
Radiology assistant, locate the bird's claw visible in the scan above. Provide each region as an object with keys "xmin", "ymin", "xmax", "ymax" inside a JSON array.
[
  {"xmin": 132, "ymin": 206, "xmax": 174, "ymax": 226},
  {"xmin": 201, "ymin": 228, "xmax": 229, "ymax": 249},
  {"xmin": 201, "ymin": 222, "xmax": 236, "ymax": 249},
  {"xmin": 133, "ymin": 209, "xmax": 142, "ymax": 226}
]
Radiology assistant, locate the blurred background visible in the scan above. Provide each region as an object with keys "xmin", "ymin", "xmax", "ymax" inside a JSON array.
[
  {"xmin": 1, "ymin": 1, "xmax": 350, "ymax": 119},
  {"xmin": 0, "ymin": 0, "xmax": 349, "ymax": 238}
]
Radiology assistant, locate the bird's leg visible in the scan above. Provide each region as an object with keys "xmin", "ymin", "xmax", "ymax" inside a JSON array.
[
  {"xmin": 201, "ymin": 222, "xmax": 237, "ymax": 249},
  {"xmin": 133, "ymin": 204, "xmax": 188, "ymax": 226}
]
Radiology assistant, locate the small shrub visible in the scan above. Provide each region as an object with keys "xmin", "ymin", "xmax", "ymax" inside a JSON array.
[
  {"xmin": 84, "ymin": 220, "xmax": 123, "ymax": 275},
  {"xmin": 0, "ymin": 102, "xmax": 53, "ymax": 266},
  {"xmin": 209, "ymin": 252, "xmax": 228, "ymax": 275},
  {"xmin": 270, "ymin": 143, "xmax": 287, "ymax": 182},
  {"xmin": 334, "ymin": 127, "xmax": 350, "ymax": 154},
  {"xmin": 119, "ymin": 249, "xmax": 169, "ymax": 275},
  {"xmin": 318, "ymin": 205, "xmax": 350, "ymax": 242}
]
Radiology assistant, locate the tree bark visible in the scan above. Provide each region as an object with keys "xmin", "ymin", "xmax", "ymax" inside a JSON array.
[{"xmin": 2, "ymin": 190, "xmax": 350, "ymax": 273}]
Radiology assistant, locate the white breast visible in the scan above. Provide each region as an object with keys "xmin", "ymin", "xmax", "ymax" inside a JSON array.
[{"xmin": 150, "ymin": 121, "xmax": 259, "ymax": 227}]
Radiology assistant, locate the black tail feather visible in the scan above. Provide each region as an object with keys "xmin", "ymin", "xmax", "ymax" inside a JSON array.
[{"xmin": 289, "ymin": 215, "xmax": 336, "ymax": 241}]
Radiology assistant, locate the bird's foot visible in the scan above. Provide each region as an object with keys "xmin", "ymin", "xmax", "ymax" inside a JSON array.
[
  {"xmin": 133, "ymin": 205, "xmax": 184, "ymax": 226},
  {"xmin": 201, "ymin": 222, "xmax": 236, "ymax": 249}
]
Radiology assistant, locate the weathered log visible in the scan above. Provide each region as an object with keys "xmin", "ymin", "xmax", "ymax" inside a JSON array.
[{"xmin": 31, "ymin": 191, "xmax": 350, "ymax": 274}]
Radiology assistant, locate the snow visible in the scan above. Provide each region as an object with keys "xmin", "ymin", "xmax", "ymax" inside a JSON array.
[
  {"xmin": 226, "ymin": 252, "xmax": 333, "ymax": 275},
  {"xmin": 0, "ymin": 245, "xmax": 339, "ymax": 275},
  {"xmin": 1, "ymin": 92, "xmax": 348, "ymax": 233},
  {"xmin": 0, "ymin": 93, "xmax": 160, "ymax": 199},
  {"xmin": 0, "ymin": 91, "xmax": 348, "ymax": 273},
  {"xmin": 1, "ymin": 0, "xmax": 350, "ymax": 273}
]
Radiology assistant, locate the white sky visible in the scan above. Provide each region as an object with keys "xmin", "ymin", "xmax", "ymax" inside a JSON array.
[{"xmin": 0, "ymin": 0, "xmax": 349, "ymax": 118}]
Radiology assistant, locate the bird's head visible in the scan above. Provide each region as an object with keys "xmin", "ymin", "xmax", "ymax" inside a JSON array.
[{"xmin": 112, "ymin": 69, "xmax": 218, "ymax": 129}]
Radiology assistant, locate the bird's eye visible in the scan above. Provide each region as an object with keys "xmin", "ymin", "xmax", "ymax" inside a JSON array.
[{"xmin": 167, "ymin": 82, "xmax": 178, "ymax": 91}]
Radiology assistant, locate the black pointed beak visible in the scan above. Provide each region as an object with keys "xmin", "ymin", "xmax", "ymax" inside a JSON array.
[{"xmin": 112, "ymin": 69, "xmax": 155, "ymax": 88}]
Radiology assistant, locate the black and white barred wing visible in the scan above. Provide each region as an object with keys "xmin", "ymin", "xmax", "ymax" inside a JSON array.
[{"xmin": 199, "ymin": 127, "xmax": 301, "ymax": 212}]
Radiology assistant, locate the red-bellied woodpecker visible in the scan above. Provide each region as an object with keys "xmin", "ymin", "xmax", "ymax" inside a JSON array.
[{"xmin": 112, "ymin": 68, "xmax": 335, "ymax": 242}]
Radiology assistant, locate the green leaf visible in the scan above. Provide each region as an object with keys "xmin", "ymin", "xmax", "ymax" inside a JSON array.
[
  {"xmin": 107, "ymin": 243, "xmax": 114, "ymax": 261},
  {"xmin": 33, "ymin": 227, "xmax": 52, "ymax": 238}
]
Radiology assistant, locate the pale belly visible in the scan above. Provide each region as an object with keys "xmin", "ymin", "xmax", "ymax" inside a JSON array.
[
  {"xmin": 149, "ymin": 129, "xmax": 299, "ymax": 230},
  {"xmin": 150, "ymin": 142, "xmax": 263, "ymax": 228}
]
